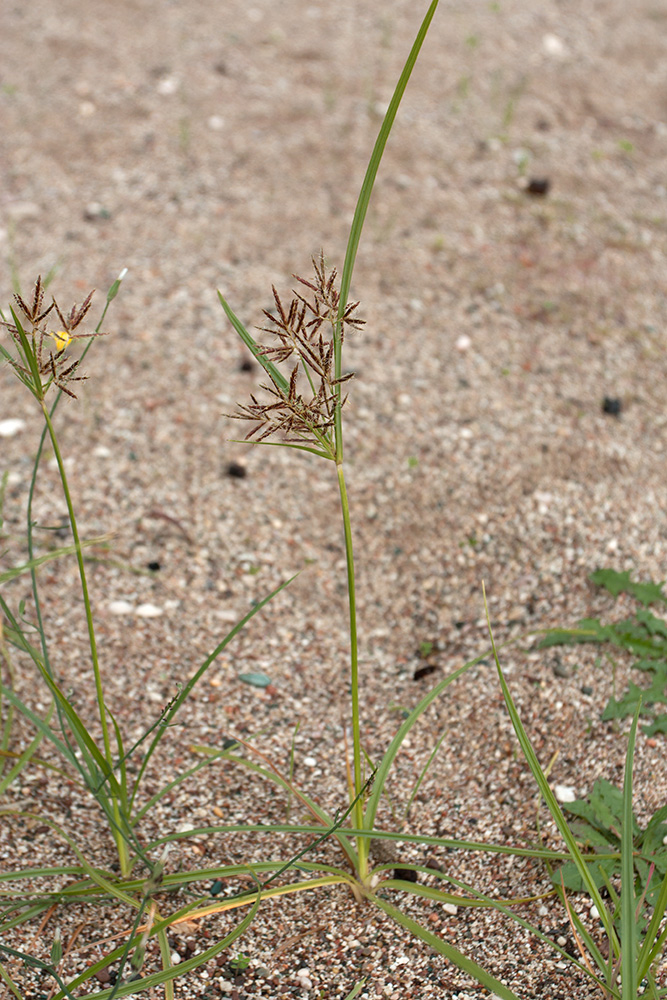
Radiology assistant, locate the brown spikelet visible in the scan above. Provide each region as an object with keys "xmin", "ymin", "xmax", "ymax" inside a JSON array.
[{"xmin": 229, "ymin": 252, "xmax": 364, "ymax": 452}]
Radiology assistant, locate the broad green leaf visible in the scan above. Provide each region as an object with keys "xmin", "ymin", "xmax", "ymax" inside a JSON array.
[{"xmin": 591, "ymin": 568, "xmax": 667, "ymax": 606}]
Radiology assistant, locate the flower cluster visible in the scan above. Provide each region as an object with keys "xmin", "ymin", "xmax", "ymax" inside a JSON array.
[
  {"xmin": 1, "ymin": 276, "xmax": 103, "ymax": 399},
  {"xmin": 231, "ymin": 252, "xmax": 364, "ymax": 451}
]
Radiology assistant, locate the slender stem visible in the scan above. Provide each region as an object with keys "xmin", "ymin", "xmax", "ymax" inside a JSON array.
[
  {"xmin": 336, "ymin": 462, "xmax": 367, "ymax": 878},
  {"xmin": 41, "ymin": 403, "xmax": 110, "ymax": 760},
  {"xmin": 40, "ymin": 401, "xmax": 130, "ymax": 875}
]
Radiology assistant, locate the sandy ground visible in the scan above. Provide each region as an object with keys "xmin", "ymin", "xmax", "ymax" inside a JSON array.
[{"xmin": 1, "ymin": 0, "xmax": 667, "ymax": 997}]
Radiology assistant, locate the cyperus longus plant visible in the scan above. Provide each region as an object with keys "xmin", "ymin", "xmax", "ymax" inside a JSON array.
[{"xmin": 226, "ymin": 253, "xmax": 374, "ymax": 871}]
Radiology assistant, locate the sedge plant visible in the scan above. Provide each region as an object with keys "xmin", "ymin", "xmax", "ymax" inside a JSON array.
[
  {"xmin": 1, "ymin": 0, "xmax": 665, "ymax": 996},
  {"xmin": 0, "ymin": 273, "xmax": 296, "ymax": 996},
  {"xmin": 0, "ymin": 4, "xmax": 552, "ymax": 995}
]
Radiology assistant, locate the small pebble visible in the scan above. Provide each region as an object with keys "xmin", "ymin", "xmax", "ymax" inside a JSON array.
[
  {"xmin": 526, "ymin": 177, "xmax": 551, "ymax": 196},
  {"xmin": 602, "ymin": 396, "xmax": 622, "ymax": 416},
  {"xmin": 226, "ymin": 462, "xmax": 247, "ymax": 478},
  {"xmin": 157, "ymin": 76, "xmax": 179, "ymax": 95},
  {"xmin": 0, "ymin": 418, "xmax": 26, "ymax": 437},
  {"xmin": 108, "ymin": 600, "xmax": 134, "ymax": 615},
  {"xmin": 135, "ymin": 603, "xmax": 164, "ymax": 617},
  {"xmin": 443, "ymin": 903, "xmax": 458, "ymax": 916},
  {"xmin": 6, "ymin": 201, "xmax": 40, "ymax": 222},
  {"xmin": 303, "ymin": 756, "xmax": 317, "ymax": 767},
  {"xmin": 554, "ymin": 784, "xmax": 577, "ymax": 803},
  {"xmin": 455, "ymin": 334, "xmax": 472, "ymax": 352},
  {"xmin": 542, "ymin": 33, "xmax": 566, "ymax": 57},
  {"xmin": 83, "ymin": 202, "xmax": 110, "ymax": 220}
]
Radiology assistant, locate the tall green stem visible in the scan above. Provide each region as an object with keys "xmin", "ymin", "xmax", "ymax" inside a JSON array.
[
  {"xmin": 336, "ymin": 462, "xmax": 368, "ymax": 878},
  {"xmin": 40, "ymin": 402, "xmax": 130, "ymax": 874}
]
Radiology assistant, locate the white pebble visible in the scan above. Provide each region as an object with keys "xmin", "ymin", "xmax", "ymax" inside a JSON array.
[
  {"xmin": 108, "ymin": 600, "xmax": 134, "ymax": 615},
  {"xmin": 542, "ymin": 33, "xmax": 566, "ymax": 57},
  {"xmin": 208, "ymin": 115, "xmax": 225, "ymax": 131},
  {"xmin": 6, "ymin": 202, "xmax": 40, "ymax": 222},
  {"xmin": 93, "ymin": 445, "xmax": 111, "ymax": 458},
  {"xmin": 135, "ymin": 603, "xmax": 164, "ymax": 618},
  {"xmin": 303, "ymin": 756, "xmax": 317, "ymax": 767},
  {"xmin": 170, "ymin": 951, "xmax": 181, "ymax": 964},
  {"xmin": 443, "ymin": 903, "xmax": 458, "ymax": 915},
  {"xmin": 0, "ymin": 418, "xmax": 26, "ymax": 437},
  {"xmin": 455, "ymin": 334, "xmax": 472, "ymax": 352},
  {"xmin": 157, "ymin": 77, "xmax": 179, "ymax": 95},
  {"xmin": 554, "ymin": 784, "xmax": 577, "ymax": 803},
  {"xmin": 590, "ymin": 903, "xmax": 600, "ymax": 919}
]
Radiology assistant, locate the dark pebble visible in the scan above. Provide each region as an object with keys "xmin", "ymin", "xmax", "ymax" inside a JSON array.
[
  {"xmin": 526, "ymin": 177, "xmax": 551, "ymax": 196},
  {"xmin": 226, "ymin": 462, "xmax": 247, "ymax": 478},
  {"xmin": 239, "ymin": 357, "xmax": 254, "ymax": 372},
  {"xmin": 393, "ymin": 867, "xmax": 418, "ymax": 882},
  {"xmin": 95, "ymin": 969, "xmax": 111, "ymax": 984},
  {"xmin": 581, "ymin": 685, "xmax": 594, "ymax": 695},
  {"xmin": 602, "ymin": 396, "xmax": 622, "ymax": 416},
  {"xmin": 413, "ymin": 663, "xmax": 437, "ymax": 681},
  {"xmin": 147, "ymin": 560, "xmax": 161, "ymax": 571}
]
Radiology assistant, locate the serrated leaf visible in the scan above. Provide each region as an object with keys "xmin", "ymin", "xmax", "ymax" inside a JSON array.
[
  {"xmin": 590, "ymin": 568, "xmax": 667, "ymax": 606},
  {"xmin": 642, "ymin": 714, "xmax": 667, "ymax": 736},
  {"xmin": 635, "ymin": 608, "xmax": 667, "ymax": 638},
  {"xmin": 564, "ymin": 779, "xmax": 627, "ymax": 839},
  {"xmin": 556, "ymin": 856, "xmax": 619, "ymax": 893}
]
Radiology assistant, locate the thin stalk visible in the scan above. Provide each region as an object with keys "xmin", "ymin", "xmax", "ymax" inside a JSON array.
[
  {"xmin": 40, "ymin": 402, "xmax": 130, "ymax": 875},
  {"xmin": 336, "ymin": 462, "xmax": 366, "ymax": 877},
  {"xmin": 621, "ymin": 709, "xmax": 640, "ymax": 1000},
  {"xmin": 39, "ymin": 404, "xmax": 110, "ymax": 759}
]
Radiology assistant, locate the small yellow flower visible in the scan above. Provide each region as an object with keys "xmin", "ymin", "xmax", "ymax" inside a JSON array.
[{"xmin": 50, "ymin": 330, "xmax": 73, "ymax": 351}]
